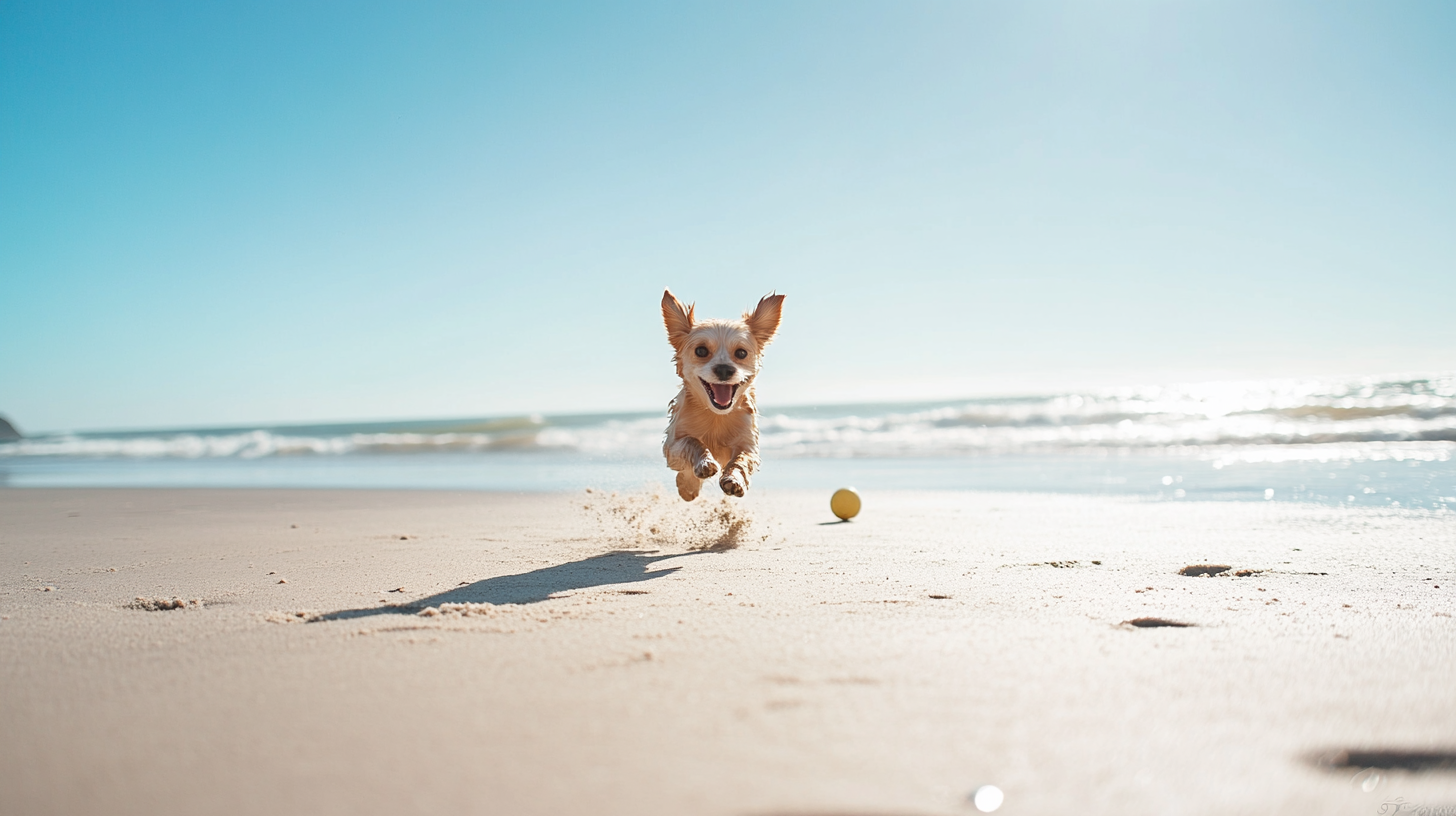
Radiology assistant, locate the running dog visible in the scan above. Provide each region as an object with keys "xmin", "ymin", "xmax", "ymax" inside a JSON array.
[{"xmin": 660, "ymin": 289, "xmax": 785, "ymax": 501}]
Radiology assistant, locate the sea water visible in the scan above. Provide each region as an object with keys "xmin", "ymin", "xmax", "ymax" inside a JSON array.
[{"xmin": 3, "ymin": 373, "xmax": 1452, "ymax": 510}]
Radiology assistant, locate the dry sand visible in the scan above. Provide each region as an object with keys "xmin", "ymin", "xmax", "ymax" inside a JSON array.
[{"xmin": 1, "ymin": 486, "xmax": 1453, "ymax": 815}]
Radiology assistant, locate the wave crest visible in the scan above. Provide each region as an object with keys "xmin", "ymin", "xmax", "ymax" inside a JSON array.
[{"xmin": 4, "ymin": 373, "xmax": 1452, "ymax": 463}]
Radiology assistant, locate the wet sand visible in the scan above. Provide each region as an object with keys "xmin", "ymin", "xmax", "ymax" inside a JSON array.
[{"xmin": 1, "ymin": 487, "xmax": 1454, "ymax": 815}]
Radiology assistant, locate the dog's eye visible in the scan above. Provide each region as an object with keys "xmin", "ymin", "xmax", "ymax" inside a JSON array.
[
  {"xmin": 694, "ymin": 346, "xmax": 709, "ymax": 358},
  {"xmin": 734, "ymin": 349, "xmax": 748, "ymax": 360}
]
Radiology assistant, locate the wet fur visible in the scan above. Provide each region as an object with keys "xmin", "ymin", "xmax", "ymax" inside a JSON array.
[{"xmin": 661, "ymin": 289, "xmax": 784, "ymax": 501}]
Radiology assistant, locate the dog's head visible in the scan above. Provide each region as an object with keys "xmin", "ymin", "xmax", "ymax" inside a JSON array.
[{"xmin": 662, "ymin": 289, "xmax": 785, "ymax": 414}]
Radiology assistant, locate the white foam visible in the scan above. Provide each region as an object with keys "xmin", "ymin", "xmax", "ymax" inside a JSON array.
[{"xmin": 4, "ymin": 372, "xmax": 1451, "ymax": 461}]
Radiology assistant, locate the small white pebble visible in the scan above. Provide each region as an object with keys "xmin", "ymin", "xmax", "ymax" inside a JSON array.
[{"xmin": 971, "ymin": 785, "xmax": 1004, "ymax": 812}]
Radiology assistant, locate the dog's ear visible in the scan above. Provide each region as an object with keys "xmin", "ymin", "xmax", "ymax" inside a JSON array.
[
  {"xmin": 662, "ymin": 289, "xmax": 695, "ymax": 349},
  {"xmin": 745, "ymin": 292, "xmax": 784, "ymax": 349}
]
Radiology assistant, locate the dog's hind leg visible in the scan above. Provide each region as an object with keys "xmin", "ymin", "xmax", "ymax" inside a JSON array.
[{"xmin": 675, "ymin": 469, "xmax": 703, "ymax": 502}]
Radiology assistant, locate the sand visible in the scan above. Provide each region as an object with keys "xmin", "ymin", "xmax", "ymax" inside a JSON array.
[{"xmin": 1, "ymin": 486, "xmax": 1454, "ymax": 815}]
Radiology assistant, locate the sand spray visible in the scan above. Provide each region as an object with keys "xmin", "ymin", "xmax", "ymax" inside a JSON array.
[{"xmin": 581, "ymin": 484, "xmax": 773, "ymax": 551}]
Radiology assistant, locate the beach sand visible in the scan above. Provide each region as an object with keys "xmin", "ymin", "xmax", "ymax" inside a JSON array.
[{"xmin": 1, "ymin": 487, "xmax": 1453, "ymax": 815}]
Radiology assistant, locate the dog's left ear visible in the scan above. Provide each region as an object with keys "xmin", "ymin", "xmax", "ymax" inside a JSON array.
[
  {"xmin": 662, "ymin": 289, "xmax": 695, "ymax": 349},
  {"xmin": 745, "ymin": 292, "xmax": 785, "ymax": 349}
]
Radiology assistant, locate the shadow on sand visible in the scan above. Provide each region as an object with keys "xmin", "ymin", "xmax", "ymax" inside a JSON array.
[{"xmin": 316, "ymin": 549, "xmax": 709, "ymax": 622}]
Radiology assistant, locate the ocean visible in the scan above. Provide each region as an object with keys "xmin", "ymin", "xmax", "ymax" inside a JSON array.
[{"xmin": 3, "ymin": 373, "xmax": 1453, "ymax": 510}]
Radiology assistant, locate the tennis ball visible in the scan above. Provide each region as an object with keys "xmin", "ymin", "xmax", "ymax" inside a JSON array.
[{"xmin": 830, "ymin": 487, "xmax": 861, "ymax": 520}]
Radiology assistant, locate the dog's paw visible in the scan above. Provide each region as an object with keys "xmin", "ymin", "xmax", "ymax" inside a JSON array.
[
  {"xmin": 694, "ymin": 458, "xmax": 719, "ymax": 479},
  {"xmin": 719, "ymin": 469, "xmax": 746, "ymax": 497},
  {"xmin": 676, "ymin": 470, "xmax": 702, "ymax": 502}
]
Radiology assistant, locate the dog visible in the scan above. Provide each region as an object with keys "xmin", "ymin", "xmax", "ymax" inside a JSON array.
[{"xmin": 661, "ymin": 289, "xmax": 785, "ymax": 501}]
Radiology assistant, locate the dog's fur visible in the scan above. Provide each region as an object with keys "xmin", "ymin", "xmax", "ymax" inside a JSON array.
[{"xmin": 661, "ymin": 289, "xmax": 785, "ymax": 501}]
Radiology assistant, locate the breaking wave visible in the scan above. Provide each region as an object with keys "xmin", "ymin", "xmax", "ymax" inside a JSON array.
[{"xmin": 4, "ymin": 372, "xmax": 1453, "ymax": 464}]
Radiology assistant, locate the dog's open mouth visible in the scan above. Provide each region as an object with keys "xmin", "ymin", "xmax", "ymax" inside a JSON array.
[{"xmin": 701, "ymin": 379, "xmax": 738, "ymax": 410}]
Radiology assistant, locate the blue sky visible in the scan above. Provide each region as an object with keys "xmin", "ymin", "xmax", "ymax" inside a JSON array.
[{"xmin": 2, "ymin": 1, "xmax": 1453, "ymax": 432}]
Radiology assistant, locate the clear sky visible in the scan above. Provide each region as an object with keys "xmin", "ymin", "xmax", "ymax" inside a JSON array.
[{"xmin": 2, "ymin": 1, "xmax": 1453, "ymax": 432}]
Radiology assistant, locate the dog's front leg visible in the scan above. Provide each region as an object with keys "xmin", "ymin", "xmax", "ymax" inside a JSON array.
[
  {"xmin": 666, "ymin": 435, "xmax": 718, "ymax": 501},
  {"xmin": 718, "ymin": 450, "xmax": 759, "ymax": 498}
]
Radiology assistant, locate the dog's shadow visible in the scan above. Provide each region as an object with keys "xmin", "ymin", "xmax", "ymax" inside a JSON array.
[{"xmin": 315, "ymin": 549, "xmax": 705, "ymax": 622}]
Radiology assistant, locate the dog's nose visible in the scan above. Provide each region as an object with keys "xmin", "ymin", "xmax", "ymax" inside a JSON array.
[{"xmin": 712, "ymin": 364, "xmax": 735, "ymax": 381}]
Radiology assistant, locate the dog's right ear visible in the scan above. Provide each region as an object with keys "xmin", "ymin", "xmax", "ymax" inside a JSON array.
[
  {"xmin": 745, "ymin": 292, "xmax": 785, "ymax": 350},
  {"xmin": 662, "ymin": 289, "xmax": 694, "ymax": 348}
]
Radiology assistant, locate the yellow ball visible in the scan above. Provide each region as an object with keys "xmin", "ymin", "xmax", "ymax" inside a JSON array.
[{"xmin": 830, "ymin": 487, "xmax": 861, "ymax": 521}]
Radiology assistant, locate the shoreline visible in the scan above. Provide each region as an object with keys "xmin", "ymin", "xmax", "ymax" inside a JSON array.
[
  {"xmin": 2, "ymin": 487, "xmax": 1454, "ymax": 814},
  {"xmin": 4, "ymin": 449, "xmax": 1454, "ymax": 510}
]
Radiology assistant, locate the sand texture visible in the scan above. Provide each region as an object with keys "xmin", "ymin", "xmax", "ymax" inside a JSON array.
[{"xmin": 2, "ymin": 487, "xmax": 1454, "ymax": 815}]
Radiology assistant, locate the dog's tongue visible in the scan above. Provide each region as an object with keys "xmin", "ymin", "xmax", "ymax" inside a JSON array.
[{"xmin": 710, "ymin": 383, "xmax": 734, "ymax": 406}]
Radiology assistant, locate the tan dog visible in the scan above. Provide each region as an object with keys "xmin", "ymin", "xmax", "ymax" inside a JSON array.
[{"xmin": 661, "ymin": 289, "xmax": 785, "ymax": 501}]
